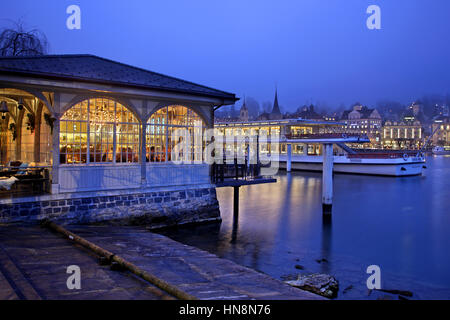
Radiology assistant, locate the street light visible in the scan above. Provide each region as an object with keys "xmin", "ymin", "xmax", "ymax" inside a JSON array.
[
  {"xmin": 17, "ymin": 98, "xmax": 24, "ymax": 110},
  {"xmin": 0, "ymin": 101, "xmax": 8, "ymax": 120}
]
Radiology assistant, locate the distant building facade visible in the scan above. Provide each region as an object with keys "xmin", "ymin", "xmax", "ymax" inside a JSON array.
[
  {"xmin": 382, "ymin": 118, "xmax": 424, "ymax": 150},
  {"xmin": 432, "ymin": 116, "xmax": 450, "ymax": 147},
  {"xmin": 341, "ymin": 103, "xmax": 382, "ymax": 148},
  {"xmin": 294, "ymin": 105, "xmax": 324, "ymax": 120}
]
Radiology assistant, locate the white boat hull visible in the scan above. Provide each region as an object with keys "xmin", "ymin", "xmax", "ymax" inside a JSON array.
[
  {"xmin": 432, "ymin": 151, "xmax": 450, "ymax": 155},
  {"xmin": 276, "ymin": 155, "xmax": 425, "ymax": 177},
  {"xmin": 432, "ymin": 147, "xmax": 450, "ymax": 155}
]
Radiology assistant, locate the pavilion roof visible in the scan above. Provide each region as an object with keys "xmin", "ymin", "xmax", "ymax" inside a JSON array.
[{"xmin": 0, "ymin": 54, "xmax": 237, "ymax": 101}]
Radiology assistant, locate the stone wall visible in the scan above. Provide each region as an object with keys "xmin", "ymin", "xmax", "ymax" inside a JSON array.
[{"xmin": 0, "ymin": 187, "xmax": 221, "ymax": 228}]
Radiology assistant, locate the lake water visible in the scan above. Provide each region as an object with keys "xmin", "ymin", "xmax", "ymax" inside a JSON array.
[{"xmin": 159, "ymin": 156, "xmax": 450, "ymax": 299}]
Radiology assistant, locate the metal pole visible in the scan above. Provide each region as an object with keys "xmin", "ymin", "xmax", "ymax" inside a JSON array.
[
  {"xmin": 233, "ymin": 186, "xmax": 240, "ymax": 217},
  {"xmin": 322, "ymin": 143, "xmax": 333, "ymax": 215}
]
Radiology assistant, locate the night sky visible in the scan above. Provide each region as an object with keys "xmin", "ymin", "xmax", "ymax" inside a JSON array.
[{"xmin": 1, "ymin": 0, "xmax": 449, "ymax": 110}]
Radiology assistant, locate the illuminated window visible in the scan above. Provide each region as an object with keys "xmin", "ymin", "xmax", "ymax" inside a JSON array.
[
  {"xmin": 146, "ymin": 106, "xmax": 205, "ymax": 163},
  {"xmin": 60, "ymin": 98, "xmax": 140, "ymax": 164}
]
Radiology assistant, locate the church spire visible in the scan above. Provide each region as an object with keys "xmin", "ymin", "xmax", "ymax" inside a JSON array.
[{"xmin": 271, "ymin": 88, "xmax": 281, "ymax": 115}]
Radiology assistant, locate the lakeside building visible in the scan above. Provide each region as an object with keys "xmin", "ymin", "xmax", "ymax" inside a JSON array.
[
  {"xmin": 214, "ymin": 118, "xmax": 344, "ymax": 156},
  {"xmin": 382, "ymin": 112, "xmax": 424, "ymax": 150},
  {"xmin": 432, "ymin": 116, "xmax": 450, "ymax": 147},
  {"xmin": 340, "ymin": 103, "xmax": 382, "ymax": 148},
  {"xmin": 0, "ymin": 54, "xmax": 236, "ymax": 225}
]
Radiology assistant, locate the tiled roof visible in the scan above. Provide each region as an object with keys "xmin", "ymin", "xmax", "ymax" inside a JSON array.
[
  {"xmin": 341, "ymin": 107, "xmax": 377, "ymax": 120},
  {"xmin": 360, "ymin": 108, "xmax": 375, "ymax": 119},
  {"xmin": 297, "ymin": 105, "xmax": 323, "ymax": 120},
  {"xmin": 0, "ymin": 54, "xmax": 236, "ymax": 100}
]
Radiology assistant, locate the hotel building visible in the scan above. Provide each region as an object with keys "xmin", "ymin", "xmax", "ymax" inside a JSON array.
[{"xmin": 432, "ymin": 116, "xmax": 450, "ymax": 147}]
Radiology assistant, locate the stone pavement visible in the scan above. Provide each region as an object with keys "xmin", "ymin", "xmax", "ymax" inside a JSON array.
[
  {"xmin": 0, "ymin": 225, "xmax": 171, "ymax": 300},
  {"xmin": 68, "ymin": 225, "xmax": 323, "ymax": 300},
  {"xmin": 0, "ymin": 224, "xmax": 322, "ymax": 300}
]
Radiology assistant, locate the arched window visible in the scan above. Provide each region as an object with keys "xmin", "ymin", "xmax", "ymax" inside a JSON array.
[
  {"xmin": 60, "ymin": 98, "xmax": 140, "ymax": 164},
  {"xmin": 146, "ymin": 105, "xmax": 205, "ymax": 163}
]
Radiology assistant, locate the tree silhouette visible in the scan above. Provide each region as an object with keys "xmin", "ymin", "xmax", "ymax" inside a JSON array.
[{"xmin": 0, "ymin": 21, "xmax": 49, "ymax": 56}]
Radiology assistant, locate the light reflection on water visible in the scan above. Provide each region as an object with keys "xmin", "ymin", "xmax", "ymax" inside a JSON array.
[{"xmin": 159, "ymin": 156, "xmax": 450, "ymax": 299}]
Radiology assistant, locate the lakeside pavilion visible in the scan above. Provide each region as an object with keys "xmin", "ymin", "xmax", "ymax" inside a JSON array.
[{"xmin": 0, "ymin": 54, "xmax": 236, "ymax": 225}]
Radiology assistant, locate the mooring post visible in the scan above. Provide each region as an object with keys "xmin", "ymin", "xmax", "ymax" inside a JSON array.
[
  {"xmin": 322, "ymin": 143, "xmax": 334, "ymax": 215},
  {"xmin": 287, "ymin": 143, "xmax": 292, "ymax": 172},
  {"xmin": 233, "ymin": 186, "xmax": 240, "ymax": 217}
]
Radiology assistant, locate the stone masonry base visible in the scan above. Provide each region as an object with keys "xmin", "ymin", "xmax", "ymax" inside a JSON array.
[{"xmin": 0, "ymin": 187, "xmax": 221, "ymax": 228}]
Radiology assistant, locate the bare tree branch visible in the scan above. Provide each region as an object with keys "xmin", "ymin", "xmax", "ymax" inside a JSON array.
[{"xmin": 0, "ymin": 21, "xmax": 49, "ymax": 57}]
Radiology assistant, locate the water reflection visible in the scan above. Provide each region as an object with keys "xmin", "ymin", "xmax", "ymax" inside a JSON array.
[
  {"xmin": 159, "ymin": 157, "xmax": 450, "ymax": 299},
  {"xmin": 320, "ymin": 216, "xmax": 332, "ymax": 275}
]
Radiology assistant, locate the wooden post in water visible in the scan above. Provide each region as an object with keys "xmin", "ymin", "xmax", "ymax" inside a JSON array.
[
  {"xmin": 322, "ymin": 143, "xmax": 334, "ymax": 215},
  {"xmin": 286, "ymin": 143, "xmax": 292, "ymax": 172},
  {"xmin": 233, "ymin": 186, "xmax": 240, "ymax": 217}
]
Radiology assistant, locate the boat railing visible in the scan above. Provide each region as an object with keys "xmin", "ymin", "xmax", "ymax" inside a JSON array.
[
  {"xmin": 285, "ymin": 133, "xmax": 369, "ymax": 140},
  {"xmin": 347, "ymin": 151, "xmax": 420, "ymax": 159}
]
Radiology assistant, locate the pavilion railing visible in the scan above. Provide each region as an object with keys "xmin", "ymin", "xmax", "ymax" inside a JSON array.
[{"xmin": 211, "ymin": 157, "xmax": 261, "ymax": 183}]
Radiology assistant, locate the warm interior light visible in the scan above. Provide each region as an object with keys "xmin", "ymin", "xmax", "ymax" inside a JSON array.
[{"xmin": 0, "ymin": 101, "xmax": 8, "ymax": 119}]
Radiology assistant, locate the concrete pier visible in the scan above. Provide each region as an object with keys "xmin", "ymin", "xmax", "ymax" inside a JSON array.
[
  {"xmin": 0, "ymin": 225, "xmax": 322, "ymax": 300},
  {"xmin": 322, "ymin": 143, "xmax": 334, "ymax": 215},
  {"xmin": 286, "ymin": 143, "xmax": 292, "ymax": 172}
]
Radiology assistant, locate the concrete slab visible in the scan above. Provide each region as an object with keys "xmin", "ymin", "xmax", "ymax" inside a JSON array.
[
  {"xmin": 0, "ymin": 224, "xmax": 323, "ymax": 300},
  {"xmin": 68, "ymin": 225, "xmax": 324, "ymax": 300}
]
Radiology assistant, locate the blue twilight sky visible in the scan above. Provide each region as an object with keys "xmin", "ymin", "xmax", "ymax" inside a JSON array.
[{"xmin": 1, "ymin": 0, "xmax": 449, "ymax": 111}]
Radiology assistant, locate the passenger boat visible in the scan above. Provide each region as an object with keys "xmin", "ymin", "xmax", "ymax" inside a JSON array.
[
  {"xmin": 277, "ymin": 150, "xmax": 426, "ymax": 177},
  {"xmin": 432, "ymin": 146, "xmax": 450, "ymax": 155}
]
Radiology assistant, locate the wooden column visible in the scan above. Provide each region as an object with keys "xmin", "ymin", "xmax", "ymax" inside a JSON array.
[
  {"xmin": 140, "ymin": 123, "xmax": 147, "ymax": 186},
  {"xmin": 322, "ymin": 143, "xmax": 334, "ymax": 215},
  {"xmin": 51, "ymin": 116, "xmax": 60, "ymax": 194},
  {"xmin": 16, "ymin": 109, "xmax": 24, "ymax": 160},
  {"xmin": 51, "ymin": 92, "xmax": 61, "ymax": 195},
  {"xmin": 0, "ymin": 115, "xmax": 9, "ymax": 165},
  {"xmin": 34, "ymin": 102, "xmax": 43, "ymax": 163}
]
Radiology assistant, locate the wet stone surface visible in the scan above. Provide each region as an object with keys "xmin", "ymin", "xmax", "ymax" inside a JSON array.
[
  {"xmin": 0, "ymin": 225, "xmax": 172, "ymax": 300},
  {"xmin": 67, "ymin": 225, "xmax": 324, "ymax": 300},
  {"xmin": 0, "ymin": 224, "xmax": 323, "ymax": 300},
  {"xmin": 285, "ymin": 273, "xmax": 339, "ymax": 299}
]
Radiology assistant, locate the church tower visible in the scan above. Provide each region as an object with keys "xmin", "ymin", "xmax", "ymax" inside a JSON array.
[
  {"xmin": 269, "ymin": 88, "xmax": 282, "ymax": 120},
  {"xmin": 239, "ymin": 97, "xmax": 249, "ymax": 122}
]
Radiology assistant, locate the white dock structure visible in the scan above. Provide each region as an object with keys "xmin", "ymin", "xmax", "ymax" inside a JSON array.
[{"xmin": 282, "ymin": 135, "xmax": 370, "ymax": 215}]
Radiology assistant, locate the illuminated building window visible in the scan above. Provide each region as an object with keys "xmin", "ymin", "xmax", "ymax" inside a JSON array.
[
  {"xmin": 146, "ymin": 105, "xmax": 205, "ymax": 163},
  {"xmin": 60, "ymin": 98, "xmax": 140, "ymax": 164}
]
